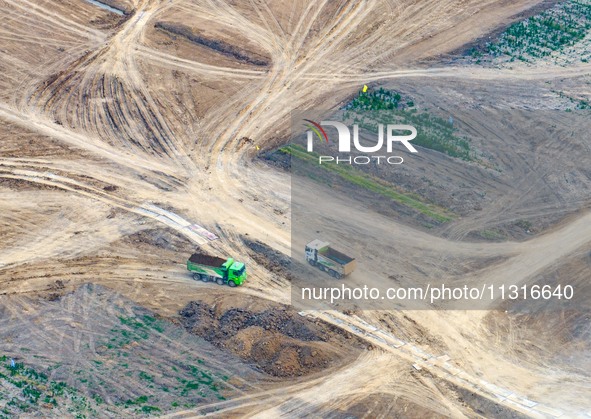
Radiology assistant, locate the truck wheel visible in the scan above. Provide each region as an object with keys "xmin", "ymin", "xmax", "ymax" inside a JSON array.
[
  {"xmin": 200, "ymin": 274, "xmax": 209, "ymax": 282},
  {"xmin": 329, "ymin": 270, "xmax": 337, "ymax": 278},
  {"xmin": 216, "ymin": 278, "xmax": 224, "ymax": 286},
  {"xmin": 228, "ymin": 281, "xmax": 237, "ymax": 287},
  {"xmin": 308, "ymin": 260, "xmax": 316, "ymax": 267},
  {"xmin": 192, "ymin": 273, "xmax": 201, "ymax": 281}
]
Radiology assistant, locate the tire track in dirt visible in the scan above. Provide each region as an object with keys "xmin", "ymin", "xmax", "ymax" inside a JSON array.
[
  {"xmin": 0, "ymin": 167, "xmax": 213, "ymax": 246},
  {"xmin": 1, "ymin": 297, "xmax": 133, "ymax": 398},
  {"xmin": 136, "ymin": 46, "xmax": 267, "ymax": 78},
  {"xmin": 25, "ymin": 1, "xmax": 195, "ymax": 168},
  {"xmin": 440, "ymin": 109, "xmax": 589, "ymax": 240},
  {"xmin": 2, "ymin": 0, "xmax": 105, "ymax": 40},
  {"xmin": 300, "ymin": 311, "xmax": 565, "ymax": 418}
]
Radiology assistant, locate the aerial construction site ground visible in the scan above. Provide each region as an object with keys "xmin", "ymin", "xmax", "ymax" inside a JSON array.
[{"xmin": 0, "ymin": 0, "xmax": 590, "ymax": 417}]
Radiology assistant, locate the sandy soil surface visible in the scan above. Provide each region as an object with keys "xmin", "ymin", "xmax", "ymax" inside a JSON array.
[{"xmin": 0, "ymin": 0, "xmax": 590, "ymax": 417}]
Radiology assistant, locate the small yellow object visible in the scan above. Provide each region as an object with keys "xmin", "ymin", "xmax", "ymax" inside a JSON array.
[
  {"xmin": 256, "ymin": 145, "xmax": 260, "ymax": 150},
  {"xmin": 362, "ymin": 85, "xmax": 368, "ymax": 93}
]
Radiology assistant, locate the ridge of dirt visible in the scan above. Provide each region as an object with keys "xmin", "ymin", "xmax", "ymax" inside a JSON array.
[{"xmin": 154, "ymin": 22, "xmax": 270, "ymax": 67}]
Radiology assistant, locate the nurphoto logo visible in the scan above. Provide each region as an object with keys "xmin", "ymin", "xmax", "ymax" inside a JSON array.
[{"xmin": 304, "ymin": 119, "xmax": 418, "ymax": 165}]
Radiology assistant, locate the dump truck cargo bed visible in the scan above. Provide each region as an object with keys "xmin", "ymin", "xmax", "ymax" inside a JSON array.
[
  {"xmin": 189, "ymin": 253, "xmax": 226, "ymax": 267},
  {"xmin": 324, "ymin": 248, "xmax": 354, "ymax": 265}
]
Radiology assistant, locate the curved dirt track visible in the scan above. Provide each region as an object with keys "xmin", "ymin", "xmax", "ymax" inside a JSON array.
[{"xmin": 1, "ymin": 0, "xmax": 590, "ymax": 417}]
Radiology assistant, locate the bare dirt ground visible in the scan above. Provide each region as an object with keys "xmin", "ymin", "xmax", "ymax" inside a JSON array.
[{"xmin": 0, "ymin": 0, "xmax": 590, "ymax": 417}]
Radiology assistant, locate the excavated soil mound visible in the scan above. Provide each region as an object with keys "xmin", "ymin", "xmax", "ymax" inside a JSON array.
[{"xmin": 179, "ymin": 300, "xmax": 363, "ymax": 377}]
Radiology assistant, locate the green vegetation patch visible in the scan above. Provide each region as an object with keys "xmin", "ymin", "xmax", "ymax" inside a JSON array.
[
  {"xmin": 483, "ymin": 0, "xmax": 591, "ymax": 61},
  {"xmin": 284, "ymin": 144, "xmax": 453, "ymax": 223},
  {"xmin": 555, "ymin": 90, "xmax": 591, "ymax": 110},
  {"xmin": 97, "ymin": 315, "xmax": 230, "ymax": 412},
  {"xmin": 345, "ymin": 88, "xmax": 404, "ymax": 110},
  {"xmin": 344, "ymin": 88, "xmax": 474, "ymax": 160},
  {"xmin": 0, "ymin": 355, "xmax": 99, "ymax": 418},
  {"xmin": 477, "ymin": 229, "xmax": 506, "ymax": 241}
]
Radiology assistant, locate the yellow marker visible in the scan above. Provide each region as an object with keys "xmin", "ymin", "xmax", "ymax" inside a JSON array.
[
  {"xmin": 362, "ymin": 85, "xmax": 368, "ymax": 93},
  {"xmin": 256, "ymin": 145, "xmax": 260, "ymax": 150}
]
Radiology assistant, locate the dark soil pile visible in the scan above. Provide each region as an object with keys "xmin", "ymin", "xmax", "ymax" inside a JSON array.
[
  {"xmin": 155, "ymin": 22, "xmax": 269, "ymax": 66},
  {"xmin": 242, "ymin": 237, "xmax": 293, "ymax": 280},
  {"xmin": 179, "ymin": 300, "xmax": 363, "ymax": 377}
]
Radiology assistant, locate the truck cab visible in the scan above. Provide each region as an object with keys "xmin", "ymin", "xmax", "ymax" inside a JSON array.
[
  {"xmin": 224, "ymin": 259, "xmax": 247, "ymax": 285},
  {"xmin": 306, "ymin": 239, "xmax": 328, "ymax": 264}
]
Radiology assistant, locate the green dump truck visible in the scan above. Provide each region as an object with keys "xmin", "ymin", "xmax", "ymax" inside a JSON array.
[
  {"xmin": 187, "ymin": 253, "xmax": 246, "ymax": 287},
  {"xmin": 305, "ymin": 239, "xmax": 356, "ymax": 279}
]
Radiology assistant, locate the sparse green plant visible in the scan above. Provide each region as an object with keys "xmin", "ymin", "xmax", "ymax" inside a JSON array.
[
  {"xmin": 479, "ymin": 229, "xmax": 505, "ymax": 240},
  {"xmin": 139, "ymin": 371, "xmax": 154, "ymax": 382},
  {"xmin": 141, "ymin": 405, "xmax": 161, "ymax": 414},
  {"xmin": 515, "ymin": 219, "xmax": 533, "ymax": 230}
]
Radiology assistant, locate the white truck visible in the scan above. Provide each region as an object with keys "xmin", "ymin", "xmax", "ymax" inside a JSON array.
[{"xmin": 305, "ymin": 239, "xmax": 357, "ymax": 279}]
